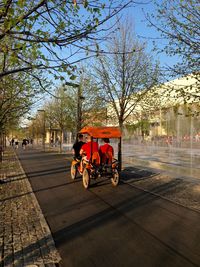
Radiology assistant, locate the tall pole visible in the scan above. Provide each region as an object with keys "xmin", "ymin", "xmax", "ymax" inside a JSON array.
[
  {"xmin": 77, "ymin": 86, "xmax": 81, "ymax": 135},
  {"xmin": 65, "ymin": 81, "xmax": 84, "ymax": 137},
  {"xmin": 38, "ymin": 110, "xmax": 45, "ymax": 151},
  {"xmin": 76, "ymin": 86, "xmax": 85, "ymax": 136},
  {"xmin": 43, "ymin": 111, "xmax": 45, "ymax": 151},
  {"xmin": 118, "ymin": 137, "xmax": 122, "ymax": 172}
]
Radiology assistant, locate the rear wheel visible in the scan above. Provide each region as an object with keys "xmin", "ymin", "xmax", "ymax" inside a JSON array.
[
  {"xmin": 83, "ymin": 168, "xmax": 90, "ymax": 189},
  {"xmin": 71, "ymin": 163, "xmax": 77, "ymax": 180},
  {"xmin": 111, "ymin": 169, "xmax": 120, "ymax": 186}
]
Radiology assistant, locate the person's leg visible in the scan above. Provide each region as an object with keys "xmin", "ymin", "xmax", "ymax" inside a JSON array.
[{"xmin": 79, "ymin": 156, "xmax": 87, "ymax": 174}]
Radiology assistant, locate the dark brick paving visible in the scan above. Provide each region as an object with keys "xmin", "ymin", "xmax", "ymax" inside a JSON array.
[{"xmin": 0, "ymin": 147, "xmax": 61, "ymax": 267}]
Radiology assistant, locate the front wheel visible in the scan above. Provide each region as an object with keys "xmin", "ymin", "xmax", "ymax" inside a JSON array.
[
  {"xmin": 71, "ymin": 163, "xmax": 77, "ymax": 180},
  {"xmin": 111, "ymin": 169, "xmax": 120, "ymax": 186},
  {"xmin": 83, "ymin": 168, "xmax": 90, "ymax": 189}
]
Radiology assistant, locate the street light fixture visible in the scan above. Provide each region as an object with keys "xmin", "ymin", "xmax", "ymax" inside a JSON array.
[{"xmin": 37, "ymin": 109, "xmax": 46, "ymax": 151}]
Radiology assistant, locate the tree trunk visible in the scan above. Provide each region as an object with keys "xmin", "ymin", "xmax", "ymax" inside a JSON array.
[
  {"xmin": 118, "ymin": 117, "xmax": 123, "ymax": 172},
  {"xmin": 59, "ymin": 129, "xmax": 63, "ymax": 153}
]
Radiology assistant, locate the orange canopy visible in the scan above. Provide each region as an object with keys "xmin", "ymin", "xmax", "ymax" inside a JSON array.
[{"xmin": 79, "ymin": 126, "xmax": 121, "ymax": 138}]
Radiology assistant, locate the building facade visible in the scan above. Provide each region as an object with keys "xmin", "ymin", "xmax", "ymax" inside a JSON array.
[{"xmin": 107, "ymin": 74, "xmax": 200, "ymax": 144}]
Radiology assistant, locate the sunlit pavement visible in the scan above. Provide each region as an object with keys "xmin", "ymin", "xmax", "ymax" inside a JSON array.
[{"xmin": 121, "ymin": 143, "xmax": 200, "ymax": 179}]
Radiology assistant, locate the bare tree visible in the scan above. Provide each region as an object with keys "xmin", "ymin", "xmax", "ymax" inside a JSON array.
[
  {"xmin": 78, "ymin": 71, "xmax": 107, "ymax": 128},
  {"xmin": 93, "ymin": 19, "xmax": 159, "ymax": 130}
]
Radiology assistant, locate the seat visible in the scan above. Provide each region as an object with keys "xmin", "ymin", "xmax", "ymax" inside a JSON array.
[
  {"xmin": 101, "ymin": 150, "xmax": 113, "ymax": 165},
  {"xmin": 91, "ymin": 151, "xmax": 101, "ymax": 165}
]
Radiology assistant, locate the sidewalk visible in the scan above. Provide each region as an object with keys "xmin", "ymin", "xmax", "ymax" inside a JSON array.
[{"xmin": 0, "ymin": 147, "xmax": 61, "ymax": 267}]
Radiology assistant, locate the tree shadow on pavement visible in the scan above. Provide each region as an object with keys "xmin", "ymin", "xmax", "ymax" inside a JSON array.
[
  {"xmin": 52, "ymin": 178, "xmax": 191, "ymax": 250},
  {"xmin": 0, "ymin": 179, "xmax": 81, "ymax": 203},
  {"xmin": 121, "ymin": 166, "xmax": 158, "ymax": 182},
  {"xmin": 0, "ymin": 233, "xmax": 60, "ymax": 266},
  {"xmin": 4, "ymin": 166, "xmax": 70, "ymax": 183}
]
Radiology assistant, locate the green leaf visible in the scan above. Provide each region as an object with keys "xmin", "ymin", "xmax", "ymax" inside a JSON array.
[
  {"xmin": 70, "ymin": 74, "xmax": 77, "ymax": 80},
  {"xmin": 83, "ymin": 0, "xmax": 88, "ymax": 8}
]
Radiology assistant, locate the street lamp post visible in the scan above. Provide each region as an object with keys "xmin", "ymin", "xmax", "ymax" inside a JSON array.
[
  {"xmin": 77, "ymin": 86, "xmax": 85, "ymax": 135},
  {"xmin": 37, "ymin": 109, "xmax": 46, "ymax": 151},
  {"xmin": 65, "ymin": 81, "xmax": 85, "ymax": 136}
]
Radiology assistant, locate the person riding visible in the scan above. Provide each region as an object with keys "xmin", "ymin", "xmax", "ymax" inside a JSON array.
[
  {"xmin": 72, "ymin": 134, "xmax": 85, "ymax": 160},
  {"xmin": 99, "ymin": 138, "xmax": 114, "ymax": 164},
  {"xmin": 79, "ymin": 135, "xmax": 99, "ymax": 173}
]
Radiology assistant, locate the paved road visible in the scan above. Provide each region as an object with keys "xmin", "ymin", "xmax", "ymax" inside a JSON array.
[{"xmin": 17, "ymin": 148, "xmax": 200, "ymax": 267}]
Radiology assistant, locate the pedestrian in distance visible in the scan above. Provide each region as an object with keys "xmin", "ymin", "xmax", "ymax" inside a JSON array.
[
  {"xmin": 11, "ymin": 138, "xmax": 14, "ymax": 146},
  {"xmin": 15, "ymin": 139, "xmax": 19, "ymax": 149},
  {"xmin": 50, "ymin": 138, "xmax": 54, "ymax": 147},
  {"xmin": 55, "ymin": 137, "xmax": 59, "ymax": 147},
  {"xmin": 22, "ymin": 139, "xmax": 27, "ymax": 149},
  {"xmin": 30, "ymin": 138, "xmax": 33, "ymax": 148}
]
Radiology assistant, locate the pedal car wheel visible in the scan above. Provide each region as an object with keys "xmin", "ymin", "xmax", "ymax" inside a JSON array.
[
  {"xmin": 71, "ymin": 163, "xmax": 77, "ymax": 180},
  {"xmin": 83, "ymin": 168, "xmax": 90, "ymax": 189},
  {"xmin": 111, "ymin": 169, "xmax": 120, "ymax": 186}
]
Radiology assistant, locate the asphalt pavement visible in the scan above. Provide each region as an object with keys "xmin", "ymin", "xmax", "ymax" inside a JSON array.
[{"xmin": 12, "ymin": 146, "xmax": 200, "ymax": 267}]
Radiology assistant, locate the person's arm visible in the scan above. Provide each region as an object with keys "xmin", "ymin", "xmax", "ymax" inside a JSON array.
[
  {"xmin": 80, "ymin": 148, "xmax": 86, "ymax": 156},
  {"xmin": 79, "ymin": 148, "xmax": 83, "ymax": 155},
  {"xmin": 72, "ymin": 142, "xmax": 78, "ymax": 157}
]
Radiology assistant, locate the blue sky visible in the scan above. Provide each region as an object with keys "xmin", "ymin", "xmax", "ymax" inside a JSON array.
[
  {"xmin": 40, "ymin": 1, "xmax": 180, "ymax": 81},
  {"xmin": 125, "ymin": 1, "xmax": 180, "ymax": 70},
  {"xmin": 46, "ymin": 1, "xmax": 180, "ymax": 73}
]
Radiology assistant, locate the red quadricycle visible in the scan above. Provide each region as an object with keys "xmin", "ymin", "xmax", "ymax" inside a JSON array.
[{"xmin": 70, "ymin": 126, "xmax": 122, "ymax": 189}]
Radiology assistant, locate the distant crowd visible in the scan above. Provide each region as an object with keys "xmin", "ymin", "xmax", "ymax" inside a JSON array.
[
  {"xmin": 10, "ymin": 138, "xmax": 33, "ymax": 149},
  {"xmin": 128, "ymin": 133, "xmax": 200, "ymax": 148},
  {"xmin": 151, "ymin": 133, "xmax": 200, "ymax": 145}
]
